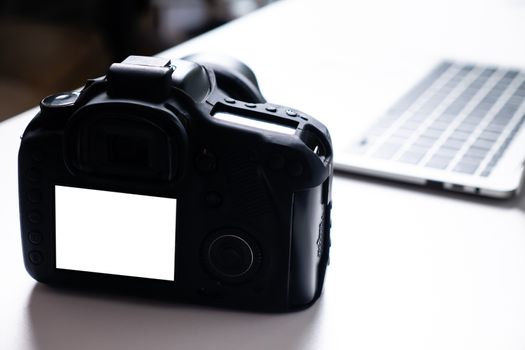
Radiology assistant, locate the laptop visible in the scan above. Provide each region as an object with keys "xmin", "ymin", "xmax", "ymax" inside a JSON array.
[
  {"xmin": 164, "ymin": 0, "xmax": 525, "ymax": 198},
  {"xmin": 336, "ymin": 60, "xmax": 525, "ymax": 198}
]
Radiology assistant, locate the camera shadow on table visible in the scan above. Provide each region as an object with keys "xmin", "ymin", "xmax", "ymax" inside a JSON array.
[{"xmin": 27, "ymin": 284, "xmax": 322, "ymax": 350}]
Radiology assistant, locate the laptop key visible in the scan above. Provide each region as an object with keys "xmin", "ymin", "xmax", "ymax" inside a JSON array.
[
  {"xmin": 449, "ymin": 130, "xmax": 471, "ymax": 141},
  {"xmin": 471, "ymin": 138, "xmax": 495, "ymax": 150},
  {"xmin": 428, "ymin": 120, "xmax": 449, "ymax": 131},
  {"xmin": 480, "ymin": 168, "xmax": 492, "ymax": 177},
  {"xmin": 456, "ymin": 122, "xmax": 476, "ymax": 132},
  {"xmin": 392, "ymin": 128, "xmax": 414, "ymax": 138},
  {"xmin": 399, "ymin": 151, "xmax": 426, "ymax": 164},
  {"xmin": 478, "ymin": 130, "xmax": 500, "ymax": 141},
  {"xmin": 373, "ymin": 142, "xmax": 402, "ymax": 159},
  {"xmin": 485, "ymin": 122, "xmax": 506, "ymax": 133},
  {"xmin": 462, "ymin": 155, "xmax": 485, "ymax": 165},
  {"xmin": 422, "ymin": 128, "xmax": 443, "ymax": 139},
  {"xmin": 465, "ymin": 146, "xmax": 489, "ymax": 158},
  {"xmin": 453, "ymin": 162, "xmax": 480, "ymax": 174},
  {"xmin": 435, "ymin": 113, "xmax": 457, "ymax": 122},
  {"xmin": 425, "ymin": 154, "xmax": 453, "ymax": 169},
  {"xmin": 442, "ymin": 138, "xmax": 465, "ymax": 150}
]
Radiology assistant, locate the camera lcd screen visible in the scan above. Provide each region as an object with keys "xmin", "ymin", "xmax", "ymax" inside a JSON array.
[
  {"xmin": 55, "ymin": 186, "xmax": 176, "ymax": 281},
  {"xmin": 214, "ymin": 112, "xmax": 297, "ymax": 135}
]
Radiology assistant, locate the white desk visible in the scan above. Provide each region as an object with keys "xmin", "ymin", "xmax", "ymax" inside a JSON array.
[{"xmin": 2, "ymin": 0, "xmax": 525, "ymax": 349}]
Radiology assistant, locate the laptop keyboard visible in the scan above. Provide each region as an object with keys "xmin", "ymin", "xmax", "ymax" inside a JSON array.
[{"xmin": 352, "ymin": 61, "xmax": 525, "ymax": 177}]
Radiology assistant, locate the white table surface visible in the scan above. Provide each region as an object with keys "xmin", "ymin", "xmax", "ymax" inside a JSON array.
[{"xmin": 2, "ymin": 0, "xmax": 525, "ymax": 349}]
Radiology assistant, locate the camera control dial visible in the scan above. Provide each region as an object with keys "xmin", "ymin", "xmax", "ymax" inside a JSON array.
[{"xmin": 203, "ymin": 229, "xmax": 262, "ymax": 282}]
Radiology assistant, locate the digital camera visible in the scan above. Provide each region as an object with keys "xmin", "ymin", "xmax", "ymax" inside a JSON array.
[{"xmin": 18, "ymin": 54, "xmax": 333, "ymax": 312}]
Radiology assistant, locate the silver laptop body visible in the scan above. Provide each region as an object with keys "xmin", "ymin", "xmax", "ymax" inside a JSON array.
[{"xmin": 336, "ymin": 61, "xmax": 525, "ymax": 198}]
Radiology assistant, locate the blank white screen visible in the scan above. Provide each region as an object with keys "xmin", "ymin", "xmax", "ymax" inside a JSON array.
[{"xmin": 55, "ymin": 186, "xmax": 176, "ymax": 281}]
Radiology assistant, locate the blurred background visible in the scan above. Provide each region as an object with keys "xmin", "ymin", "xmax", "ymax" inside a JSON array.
[{"xmin": 0, "ymin": 0, "xmax": 275, "ymax": 122}]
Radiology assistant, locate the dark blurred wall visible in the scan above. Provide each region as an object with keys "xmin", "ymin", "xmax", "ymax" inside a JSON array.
[{"xmin": 0, "ymin": 0, "xmax": 274, "ymax": 121}]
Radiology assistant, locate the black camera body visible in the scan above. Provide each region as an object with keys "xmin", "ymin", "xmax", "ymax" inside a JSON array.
[{"xmin": 18, "ymin": 55, "xmax": 333, "ymax": 312}]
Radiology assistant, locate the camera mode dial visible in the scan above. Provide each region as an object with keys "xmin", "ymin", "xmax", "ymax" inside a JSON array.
[{"xmin": 41, "ymin": 91, "xmax": 79, "ymax": 109}]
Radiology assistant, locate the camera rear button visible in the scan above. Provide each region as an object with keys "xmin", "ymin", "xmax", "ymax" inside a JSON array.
[
  {"xmin": 286, "ymin": 109, "xmax": 297, "ymax": 117},
  {"xmin": 28, "ymin": 211, "xmax": 42, "ymax": 224},
  {"xmin": 29, "ymin": 251, "xmax": 43, "ymax": 265},
  {"xmin": 265, "ymin": 106, "xmax": 277, "ymax": 112},
  {"xmin": 27, "ymin": 190, "xmax": 42, "ymax": 203},
  {"xmin": 28, "ymin": 231, "xmax": 42, "ymax": 245},
  {"xmin": 245, "ymin": 103, "xmax": 256, "ymax": 108},
  {"xmin": 26, "ymin": 168, "xmax": 42, "ymax": 182},
  {"xmin": 224, "ymin": 98, "xmax": 236, "ymax": 104},
  {"xmin": 195, "ymin": 151, "xmax": 217, "ymax": 173},
  {"xmin": 31, "ymin": 150, "xmax": 43, "ymax": 162},
  {"xmin": 205, "ymin": 192, "xmax": 223, "ymax": 208}
]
